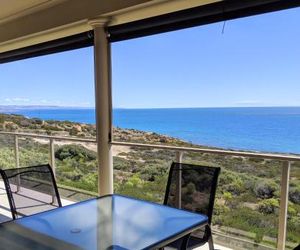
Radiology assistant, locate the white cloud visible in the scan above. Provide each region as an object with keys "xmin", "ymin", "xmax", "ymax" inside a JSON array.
[
  {"xmin": 4, "ymin": 97, "xmax": 30, "ymax": 103},
  {"xmin": 39, "ymin": 99, "xmax": 49, "ymax": 104},
  {"xmin": 78, "ymin": 101, "xmax": 92, "ymax": 107},
  {"xmin": 235, "ymin": 100, "xmax": 264, "ymax": 106},
  {"xmin": 1, "ymin": 97, "xmax": 94, "ymax": 107}
]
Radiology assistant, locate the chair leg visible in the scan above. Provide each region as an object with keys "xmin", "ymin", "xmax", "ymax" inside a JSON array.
[
  {"xmin": 208, "ymin": 237, "xmax": 214, "ymax": 250},
  {"xmin": 207, "ymin": 226, "xmax": 214, "ymax": 250},
  {"xmin": 158, "ymin": 234, "xmax": 190, "ymax": 250},
  {"xmin": 180, "ymin": 234, "xmax": 190, "ymax": 250}
]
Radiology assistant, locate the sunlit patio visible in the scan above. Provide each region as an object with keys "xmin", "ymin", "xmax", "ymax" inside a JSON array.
[
  {"xmin": 1, "ymin": 0, "xmax": 300, "ymax": 250},
  {"xmin": 0, "ymin": 180, "xmax": 74, "ymax": 223}
]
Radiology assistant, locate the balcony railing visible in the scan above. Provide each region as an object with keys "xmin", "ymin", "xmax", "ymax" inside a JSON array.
[{"xmin": 0, "ymin": 131, "xmax": 299, "ymax": 250}]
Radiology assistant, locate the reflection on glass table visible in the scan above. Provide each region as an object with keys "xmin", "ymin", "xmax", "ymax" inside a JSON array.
[{"xmin": 0, "ymin": 194, "xmax": 208, "ymax": 250}]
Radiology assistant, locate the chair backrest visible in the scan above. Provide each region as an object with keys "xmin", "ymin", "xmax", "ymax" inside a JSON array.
[
  {"xmin": 164, "ymin": 162, "xmax": 220, "ymax": 224},
  {"xmin": 0, "ymin": 164, "xmax": 62, "ymax": 219}
]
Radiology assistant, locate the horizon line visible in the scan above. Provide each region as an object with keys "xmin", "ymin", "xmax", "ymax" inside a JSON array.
[{"xmin": 1, "ymin": 104, "xmax": 300, "ymax": 109}]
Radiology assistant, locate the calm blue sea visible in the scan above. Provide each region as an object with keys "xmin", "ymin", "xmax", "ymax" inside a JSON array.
[{"xmin": 5, "ymin": 107, "xmax": 300, "ymax": 154}]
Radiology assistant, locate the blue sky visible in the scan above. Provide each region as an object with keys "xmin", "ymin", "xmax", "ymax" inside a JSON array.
[{"xmin": 0, "ymin": 7, "xmax": 299, "ymax": 108}]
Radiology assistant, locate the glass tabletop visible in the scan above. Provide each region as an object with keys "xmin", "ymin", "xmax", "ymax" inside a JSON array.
[{"xmin": 0, "ymin": 194, "xmax": 208, "ymax": 250}]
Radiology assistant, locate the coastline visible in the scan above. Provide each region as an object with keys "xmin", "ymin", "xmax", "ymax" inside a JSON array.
[
  {"xmin": 0, "ymin": 112, "xmax": 299, "ymax": 156},
  {"xmin": 2, "ymin": 104, "xmax": 300, "ymax": 155},
  {"xmin": 0, "ymin": 112, "xmax": 299, "ymax": 247}
]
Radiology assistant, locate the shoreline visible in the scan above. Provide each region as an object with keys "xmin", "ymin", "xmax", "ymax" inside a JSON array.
[{"xmin": 1, "ymin": 111, "xmax": 300, "ymax": 155}]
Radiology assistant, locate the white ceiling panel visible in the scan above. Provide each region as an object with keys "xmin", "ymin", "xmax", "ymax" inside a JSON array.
[{"xmin": 0, "ymin": 0, "xmax": 64, "ymax": 22}]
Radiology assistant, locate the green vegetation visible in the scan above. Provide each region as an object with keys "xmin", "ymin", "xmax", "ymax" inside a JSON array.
[{"xmin": 0, "ymin": 113, "xmax": 299, "ymax": 248}]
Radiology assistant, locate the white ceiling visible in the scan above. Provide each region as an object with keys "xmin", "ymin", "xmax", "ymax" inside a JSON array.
[
  {"xmin": 0, "ymin": 0, "xmax": 65, "ymax": 23},
  {"xmin": 0, "ymin": 0, "xmax": 220, "ymax": 53}
]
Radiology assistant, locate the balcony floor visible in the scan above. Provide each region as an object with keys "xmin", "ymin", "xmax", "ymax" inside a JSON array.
[{"xmin": 0, "ymin": 180, "xmax": 74, "ymax": 223}]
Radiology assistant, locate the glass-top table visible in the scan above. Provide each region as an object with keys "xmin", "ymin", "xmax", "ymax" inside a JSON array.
[{"xmin": 0, "ymin": 194, "xmax": 208, "ymax": 250}]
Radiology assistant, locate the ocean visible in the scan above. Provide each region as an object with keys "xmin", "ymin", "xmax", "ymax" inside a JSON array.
[{"xmin": 4, "ymin": 107, "xmax": 300, "ymax": 154}]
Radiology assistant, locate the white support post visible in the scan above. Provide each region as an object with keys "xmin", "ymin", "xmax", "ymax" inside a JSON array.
[
  {"xmin": 49, "ymin": 139, "xmax": 56, "ymax": 177},
  {"xmin": 14, "ymin": 135, "xmax": 20, "ymax": 192},
  {"xmin": 175, "ymin": 151, "xmax": 183, "ymax": 209},
  {"xmin": 89, "ymin": 18, "xmax": 113, "ymax": 196},
  {"xmin": 277, "ymin": 161, "xmax": 290, "ymax": 250},
  {"xmin": 49, "ymin": 138, "xmax": 56, "ymax": 203},
  {"xmin": 14, "ymin": 135, "xmax": 20, "ymax": 169},
  {"xmin": 176, "ymin": 151, "xmax": 183, "ymax": 163}
]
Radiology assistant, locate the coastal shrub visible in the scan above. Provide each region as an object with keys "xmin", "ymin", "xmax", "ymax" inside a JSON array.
[
  {"xmin": 59, "ymin": 173, "xmax": 98, "ymax": 193},
  {"xmin": 213, "ymin": 203, "xmax": 230, "ymax": 225},
  {"xmin": 227, "ymin": 178, "xmax": 244, "ymax": 195},
  {"xmin": 254, "ymin": 230, "xmax": 264, "ymax": 243},
  {"xmin": 32, "ymin": 118, "xmax": 43, "ymax": 125},
  {"xmin": 287, "ymin": 215, "xmax": 300, "ymax": 242},
  {"xmin": 116, "ymin": 174, "xmax": 152, "ymax": 201},
  {"xmin": 254, "ymin": 180, "xmax": 278, "ymax": 199},
  {"xmin": 258, "ymin": 198, "xmax": 279, "ymax": 214},
  {"xmin": 0, "ymin": 148, "xmax": 15, "ymax": 168},
  {"xmin": 69, "ymin": 127, "xmax": 79, "ymax": 136},
  {"xmin": 219, "ymin": 206, "xmax": 278, "ymax": 240},
  {"xmin": 140, "ymin": 162, "xmax": 168, "ymax": 181},
  {"xmin": 3, "ymin": 122, "xmax": 18, "ymax": 131},
  {"xmin": 287, "ymin": 203, "xmax": 297, "ymax": 217},
  {"xmin": 223, "ymin": 191, "xmax": 233, "ymax": 206},
  {"xmin": 76, "ymin": 172, "xmax": 98, "ymax": 191},
  {"xmin": 0, "ymin": 115, "xmax": 5, "ymax": 123},
  {"xmin": 18, "ymin": 141, "xmax": 49, "ymax": 166},
  {"xmin": 20, "ymin": 120, "xmax": 31, "ymax": 127},
  {"xmin": 42, "ymin": 124, "xmax": 62, "ymax": 131},
  {"xmin": 0, "ymin": 135, "xmax": 15, "ymax": 149},
  {"xmin": 1, "ymin": 113, "xmax": 299, "ymax": 244},
  {"xmin": 55, "ymin": 144, "xmax": 96, "ymax": 161},
  {"xmin": 113, "ymin": 157, "xmax": 133, "ymax": 172},
  {"xmin": 218, "ymin": 170, "xmax": 245, "ymax": 195},
  {"xmin": 218, "ymin": 170, "xmax": 234, "ymax": 185},
  {"xmin": 115, "ymin": 174, "xmax": 166, "ymax": 203},
  {"xmin": 241, "ymin": 174, "xmax": 257, "ymax": 190},
  {"xmin": 289, "ymin": 186, "xmax": 300, "ymax": 204}
]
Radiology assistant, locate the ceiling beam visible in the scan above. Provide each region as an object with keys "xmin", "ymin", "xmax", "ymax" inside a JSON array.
[
  {"xmin": 0, "ymin": 0, "xmax": 218, "ymax": 53},
  {"xmin": 0, "ymin": 0, "xmax": 152, "ymax": 52}
]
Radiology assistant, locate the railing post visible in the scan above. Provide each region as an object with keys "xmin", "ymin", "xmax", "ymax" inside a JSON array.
[
  {"xmin": 49, "ymin": 139, "xmax": 56, "ymax": 177},
  {"xmin": 49, "ymin": 139, "xmax": 56, "ymax": 204},
  {"xmin": 14, "ymin": 135, "xmax": 20, "ymax": 169},
  {"xmin": 14, "ymin": 135, "xmax": 20, "ymax": 192},
  {"xmin": 175, "ymin": 151, "xmax": 183, "ymax": 209},
  {"xmin": 277, "ymin": 161, "xmax": 290, "ymax": 250},
  {"xmin": 176, "ymin": 151, "xmax": 183, "ymax": 163}
]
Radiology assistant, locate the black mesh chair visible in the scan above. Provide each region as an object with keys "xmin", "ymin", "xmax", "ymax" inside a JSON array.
[
  {"xmin": 0, "ymin": 164, "xmax": 62, "ymax": 219},
  {"xmin": 164, "ymin": 162, "xmax": 220, "ymax": 250}
]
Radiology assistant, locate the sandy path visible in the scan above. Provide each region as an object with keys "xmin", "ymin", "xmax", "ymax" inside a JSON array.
[{"xmin": 33, "ymin": 138, "xmax": 131, "ymax": 157}]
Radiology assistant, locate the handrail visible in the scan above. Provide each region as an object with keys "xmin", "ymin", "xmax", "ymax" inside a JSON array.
[
  {"xmin": 1, "ymin": 131, "xmax": 300, "ymax": 161},
  {"xmin": 0, "ymin": 131, "xmax": 96, "ymax": 143},
  {"xmin": 111, "ymin": 141, "xmax": 300, "ymax": 162}
]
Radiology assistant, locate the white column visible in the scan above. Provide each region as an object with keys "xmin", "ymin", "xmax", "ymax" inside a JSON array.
[
  {"xmin": 14, "ymin": 135, "xmax": 20, "ymax": 192},
  {"xmin": 49, "ymin": 138, "xmax": 56, "ymax": 203},
  {"xmin": 89, "ymin": 18, "xmax": 113, "ymax": 196},
  {"xmin": 175, "ymin": 151, "xmax": 183, "ymax": 209},
  {"xmin": 14, "ymin": 135, "xmax": 20, "ymax": 169}
]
